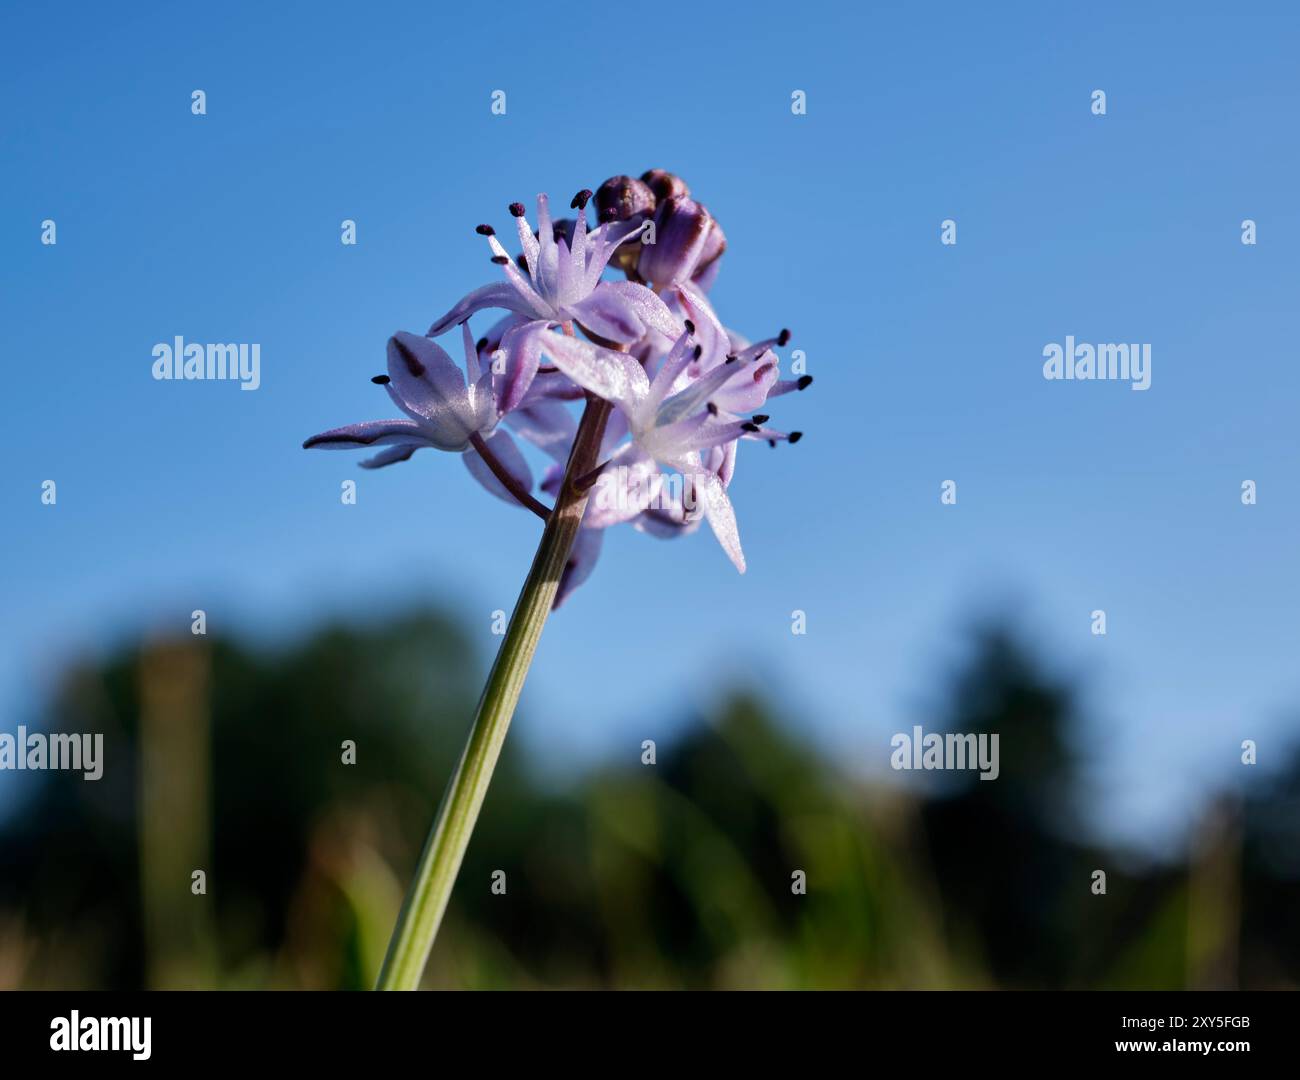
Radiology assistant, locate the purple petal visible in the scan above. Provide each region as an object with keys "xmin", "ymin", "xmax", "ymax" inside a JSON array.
[
  {"xmin": 303, "ymin": 418, "xmax": 429, "ymax": 450},
  {"xmin": 462, "ymin": 428, "xmax": 534, "ymax": 506},
  {"xmin": 693, "ymin": 468, "xmax": 746, "ymax": 573},
  {"xmin": 570, "ymin": 281, "xmax": 681, "ymax": 344},
  {"xmin": 534, "ymin": 329, "xmax": 649, "ymax": 410},
  {"xmin": 496, "ymin": 318, "xmax": 551, "ymax": 414},
  {"xmin": 506, "ymin": 401, "xmax": 578, "ymax": 463},
  {"xmin": 674, "ymin": 283, "xmax": 730, "ymax": 365},
  {"xmin": 428, "ymin": 281, "xmax": 548, "ymax": 337},
  {"xmin": 386, "ymin": 332, "xmax": 484, "ymax": 450},
  {"xmin": 585, "ymin": 444, "xmax": 658, "ymax": 529},
  {"xmin": 359, "ymin": 443, "xmax": 424, "ymax": 469},
  {"xmin": 553, "ymin": 526, "xmax": 604, "ymax": 609},
  {"xmin": 709, "ymin": 352, "xmax": 780, "ymax": 415}
]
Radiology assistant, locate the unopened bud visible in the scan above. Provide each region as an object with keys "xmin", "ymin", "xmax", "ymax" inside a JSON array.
[{"xmin": 595, "ymin": 174, "xmax": 656, "ymax": 222}]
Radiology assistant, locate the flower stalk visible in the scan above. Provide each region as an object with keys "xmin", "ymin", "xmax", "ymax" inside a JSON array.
[{"xmin": 375, "ymin": 391, "xmax": 612, "ymax": 990}]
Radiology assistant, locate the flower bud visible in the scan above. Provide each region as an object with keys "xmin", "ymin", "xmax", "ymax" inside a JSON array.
[
  {"xmin": 637, "ymin": 196, "xmax": 716, "ymax": 287},
  {"xmin": 691, "ymin": 217, "xmax": 726, "ymax": 288},
  {"xmin": 595, "ymin": 175, "xmax": 656, "ymax": 223},
  {"xmin": 640, "ymin": 169, "xmax": 690, "ymax": 203}
]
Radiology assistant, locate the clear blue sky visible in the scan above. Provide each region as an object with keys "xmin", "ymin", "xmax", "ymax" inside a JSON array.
[{"xmin": 3, "ymin": 1, "xmax": 1298, "ymax": 852}]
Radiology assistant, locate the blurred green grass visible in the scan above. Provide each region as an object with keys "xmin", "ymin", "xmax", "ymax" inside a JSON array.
[{"xmin": 1, "ymin": 612, "xmax": 1296, "ymax": 989}]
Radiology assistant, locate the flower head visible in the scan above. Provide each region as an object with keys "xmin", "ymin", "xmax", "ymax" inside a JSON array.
[
  {"xmin": 526, "ymin": 322, "xmax": 803, "ymax": 573},
  {"xmin": 303, "ymin": 324, "xmax": 537, "ymax": 509},
  {"xmin": 427, "ymin": 192, "xmax": 680, "ymax": 347},
  {"xmin": 304, "ymin": 168, "xmax": 810, "ymax": 602}
]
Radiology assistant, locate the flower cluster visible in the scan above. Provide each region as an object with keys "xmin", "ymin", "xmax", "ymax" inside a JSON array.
[{"xmin": 304, "ymin": 170, "xmax": 810, "ymax": 605}]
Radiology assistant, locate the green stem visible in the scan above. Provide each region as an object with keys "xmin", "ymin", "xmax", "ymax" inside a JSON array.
[{"xmin": 375, "ymin": 394, "xmax": 612, "ymax": 990}]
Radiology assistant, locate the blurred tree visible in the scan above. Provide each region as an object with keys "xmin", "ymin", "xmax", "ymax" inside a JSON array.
[{"xmin": 1, "ymin": 613, "xmax": 1296, "ymax": 989}]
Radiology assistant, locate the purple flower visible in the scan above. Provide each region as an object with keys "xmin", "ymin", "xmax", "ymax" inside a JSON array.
[
  {"xmin": 636, "ymin": 196, "xmax": 725, "ymax": 289},
  {"xmin": 304, "ymin": 169, "xmax": 810, "ymax": 602},
  {"xmin": 426, "ymin": 193, "xmax": 681, "ymax": 347},
  {"xmin": 527, "ymin": 325, "xmax": 802, "ymax": 573},
  {"xmin": 303, "ymin": 325, "xmax": 540, "ymax": 511}
]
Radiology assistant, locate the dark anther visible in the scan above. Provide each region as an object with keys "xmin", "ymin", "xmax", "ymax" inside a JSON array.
[
  {"xmin": 752, "ymin": 414, "xmax": 769, "ymax": 424},
  {"xmin": 788, "ymin": 431, "xmax": 803, "ymax": 443},
  {"xmin": 741, "ymin": 421, "xmax": 760, "ymax": 433},
  {"xmin": 491, "ymin": 255, "xmax": 509, "ymax": 264},
  {"xmin": 509, "ymin": 202, "xmax": 526, "ymax": 217},
  {"xmin": 571, "ymin": 188, "xmax": 593, "ymax": 210},
  {"xmin": 475, "ymin": 224, "xmax": 495, "ymax": 236},
  {"xmin": 371, "ymin": 374, "xmax": 390, "ymax": 385},
  {"xmin": 693, "ymin": 344, "xmax": 703, "ymax": 360},
  {"xmin": 476, "ymin": 337, "xmax": 489, "ymax": 352},
  {"xmin": 516, "ymin": 254, "xmax": 529, "ymax": 271},
  {"xmin": 777, "ymin": 328, "xmax": 791, "ymax": 346},
  {"xmin": 684, "ymin": 319, "xmax": 695, "ymax": 334},
  {"xmin": 797, "ymin": 375, "xmax": 813, "ymax": 390},
  {"xmin": 707, "ymin": 402, "xmax": 718, "ymax": 416},
  {"xmin": 725, "ymin": 354, "xmax": 737, "ymax": 364}
]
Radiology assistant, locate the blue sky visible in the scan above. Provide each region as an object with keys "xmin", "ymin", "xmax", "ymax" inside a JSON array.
[{"xmin": 3, "ymin": 1, "xmax": 1298, "ymax": 852}]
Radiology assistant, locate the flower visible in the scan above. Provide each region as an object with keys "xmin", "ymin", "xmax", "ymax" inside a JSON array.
[
  {"xmin": 636, "ymin": 195, "xmax": 725, "ymax": 290},
  {"xmin": 303, "ymin": 325, "xmax": 537, "ymax": 509},
  {"xmin": 426, "ymin": 192, "xmax": 681, "ymax": 347},
  {"xmin": 526, "ymin": 324, "xmax": 803, "ymax": 573},
  {"xmin": 304, "ymin": 168, "xmax": 811, "ymax": 600}
]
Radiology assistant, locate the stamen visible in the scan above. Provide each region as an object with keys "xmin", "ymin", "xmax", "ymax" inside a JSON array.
[
  {"xmin": 797, "ymin": 375, "xmax": 813, "ymax": 390},
  {"xmin": 788, "ymin": 431, "xmax": 803, "ymax": 443},
  {"xmin": 371, "ymin": 374, "xmax": 390, "ymax": 385},
  {"xmin": 509, "ymin": 203, "xmax": 526, "ymax": 217},
  {"xmin": 768, "ymin": 439, "xmax": 777, "ymax": 448},
  {"xmin": 725, "ymin": 354, "xmax": 737, "ymax": 364},
  {"xmin": 570, "ymin": 188, "xmax": 593, "ymax": 210},
  {"xmin": 693, "ymin": 344, "xmax": 703, "ymax": 359},
  {"xmin": 476, "ymin": 337, "xmax": 489, "ymax": 352},
  {"xmin": 491, "ymin": 255, "xmax": 509, "ymax": 264},
  {"xmin": 515, "ymin": 254, "xmax": 529, "ymax": 272},
  {"xmin": 752, "ymin": 414, "xmax": 769, "ymax": 424},
  {"xmin": 684, "ymin": 319, "xmax": 695, "ymax": 334},
  {"xmin": 476, "ymin": 224, "xmax": 495, "ymax": 236},
  {"xmin": 777, "ymin": 328, "xmax": 791, "ymax": 346},
  {"xmin": 741, "ymin": 421, "xmax": 760, "ymax": 433},
  {"xmin": 707, "ymin": 402, "xmax": 718, "ymax": 416}
]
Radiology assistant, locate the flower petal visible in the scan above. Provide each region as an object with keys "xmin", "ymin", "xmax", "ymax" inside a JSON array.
[
  {"xmin": 534, "ymin": 328, "xmax": 649, "ymax": 411},
  {"xmin": 495, "ymin": 318, "xmax": 552, "ymax": 414},
  {"xmin": 692, "ymin": 467, "xmax": 746, "ymax": 573},
  {"xmin": 571, "ymin": 280, "xmax": 682, "ymax": 345},
  {"xmin": 506, "ymin": 401, "xmax": 578, "ymax": 463},
  {"xmin": 427, "ymin": 281, "xmax": 549, "ymax": 337},
  {"xmin": 303, "ymin": 419, "xmax": 430, "ymax": 450},
  {"xmin": 386, "ymin": 332, "xmax": 482, "ymax": 451},
  {"xmin": 359, "ymin": 442, "xmax": 424, "ymax": 469},
  {"xmin": 553, "ymin": 526, "xmax": 604, "ymax": 609},
  {"xmin": 585, "ymin": 444, "xmax": 659, "ymax": 529},
  {"xmin": 462, "ymin": 428, "xmax": 534, "ymax": 506}
]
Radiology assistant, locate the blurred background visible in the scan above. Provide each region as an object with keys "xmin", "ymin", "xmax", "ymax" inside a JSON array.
[
  {"xmin": 2, "ymin": 2, "xmax": 1299, "ymax": 987},
  {"xmin": 1, "ymin": 615, "xmax": 1297, "ymax": 988}
]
